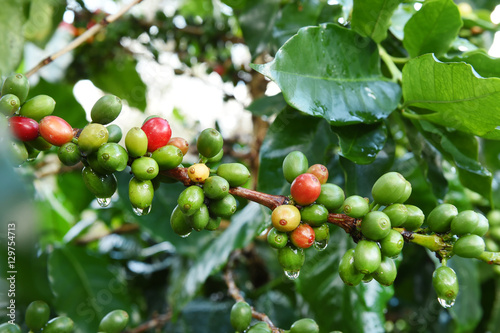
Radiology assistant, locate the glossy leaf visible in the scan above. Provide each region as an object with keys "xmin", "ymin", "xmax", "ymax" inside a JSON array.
[
  {"xmin": 442, "ymin": 50, "xmax": 500, "ymax": 78},
  {"xmin": 403, "ymin": 0, "xmax": 463, "ymax": 57},
  {"xmin": 0, "ymin": 0, "xmax": 25, "ymax": 76},
  {"xmin": 351, "ymin": 0, "xmax": 402, "ymax": 43},
  {"xmin": 252, "ymin": 24, "xmax": 401, "ymax": 126},
  {"xmin": 333, "ymin": 122, "xmax": 387, "ymax": 165},
  {"xmin": 402, "ymin": 54, "xmax": 500, "ymax": 137},
  {"xmin": 246, "ymin": 93, "xmax": 287, "ymax": 117},
  {"xmin": 24, "ymin": 0, "xmax": 66, "ymax": 48}
]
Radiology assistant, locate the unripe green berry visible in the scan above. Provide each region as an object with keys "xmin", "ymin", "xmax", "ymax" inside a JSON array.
[
  {"xmin": 453, "ymin": 234, "xmax": 485, "ymax": 258},
  {"xmin": 450, "ymin": 210, "xmax": 479, "ymax": 236},
  {"xmin": 282, "ymin": 151, "xmax": 308, "ymax": 183},
  {"xmin": 353, "ymin": 240, "xmax": 381, "ymax": 274},
  {"xmin": 342, "ymin": 195, "xmax": 369, "ymax": 218},
  {"xmin": 359, "ymin": 211, "xmax": 391, "ymax": 241},
  {"xmin": 427, "ymin": 203, "xmax": 458, "ymax": 233}
]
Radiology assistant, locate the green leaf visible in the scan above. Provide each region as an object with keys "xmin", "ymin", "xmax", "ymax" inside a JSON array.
[
  {"xmin": 48, "ymin": 245, "xmax": 133, "ymax": 333},
  {"xmin": 0, "ymin": 0, "xmax": 26, "ymax": 76},
  {"xmin": 442, "ymin": 50, "xmax": 500, "ymax": 78},
  {"xmin": 403, "ymin": 0, "xmax": 463, "ymax": 57},
  {"xmin": 351, "ymin": 0, "xmax": 402, "ymax": 43},
  {"xmin": 246, "ymin": 93, "xmax": 287, "ymax": 117},
  {"xmin": 57, "ymin": 171, "xmax": 94, "ymax": 216},
  {"xmin": 333, "ymin": 122, "xmax": 387, "ymax": 164},
  {"xmin": 402, "ymin": 54, "xmax": 500, "ymax": 137},
  {"xmin": 388, "ymin": 3, "xmax": 416, "ymax": 40},
  {"xmin": 251, "ymin": 24, "xmax": 401, "ymax": 126},
  {"xmin": 24, "ymin": 0, "xmax": 66, "ymax": 48},
  {"xmin": 258, "ymin": 107, "xmax": 338, "ymax": 195}
]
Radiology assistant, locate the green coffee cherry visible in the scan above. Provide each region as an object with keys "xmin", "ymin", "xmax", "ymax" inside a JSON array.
[
  {"xmin": 282, "ymin": 151, "xmax": 308, "ymax": 183},
  {"xmin": 0, "ymin": 94, "xmax": 20, "ymax": 115},
  {"xmin": 78, "ymin": 123, "xmax": 109, "ymax": 154},
  {"xmin": 91, "ymin": 95, "xmax": 122, "ymax": 125},
  {"xmin": 0, "ymin": 323, "xmax": 21, "ymax": 333},
  {"xmin": 106, "ymin": 124, "xmax": 123, "ymax": 143},
  {"xmin": 247, "ymin": 322, "xmax": 272, "ymax": 333},
  {"xmin": 131, "ymin": 156, "xmax": 159, "ymax": 181},
  {"xmin": 432, "ymin": 266, "xmax": 458, "ymax": 305},
  {"xmin": 25, "ymin": 144, "xmax": 40, "ymax": 161},
  {"xmin": 26, "ymin": 136, "xmax": 53, "ymax": 151},
  {"xmin": 487, "ymin": 210, "xmax": 500, "ymax": 227},
  {"xmin": 472, "ymin": 213, "xmax": 489, "ymax": 237},
  {"xmin": 373, "ymin": 256, "xmax": 397, "ymax": 286},
  {"xmin": 208, "ymin": 194, "xmax": 237, "ymax": 218},
  {"xmin": 205, "ymin": 215, "xmax": 222, "ymax": 231},
  {"xmin": 278, "ymin": 245, "xmax": 305, "ymax": 276},
  {"xmin": 313, "ymin": 224, "xmax": 329, "ymax": 242},
  {"xmin": 401, "ymin": 205, "xmax": 424, "ymax": 231},
  {"xmin": 382, "ymin": 203, "xmax": 408, "ymax": 227},
  {"xmin": 8, "ymin": 140, "xmax": 28, "ymax": 166},
  {"xmin": 2, "ymin": 73, "xmax": 29, "ymax": 103},
  {"xmin": 290, "ymin": 318, "xmax": 319, "ymax": 333},
  {"xmin": 339, "ymin": 248, "xmax": 364, "ymax": 286},
  {"xmin": 197, "ymin": 128, "xmax": 223, "ymax": 158},
  {"xmin": 379, "ymin": 229, "xmax": 404, "ymax": 258},
  {"xmin": 316, "ymin": 183, "xmax": 345, "ymax": 211},
  {"xmin": 97, "ymin": 143, "xmax": 128, "ymax": 172},
  {"xmin": 178, "ymin": 185, "xmax": 205, "ymax": 216},
  {"xmin": 87, "ymin": 152, "xmax": 112, "ymax": 175},
  {"xmin": 216, "ymin": 163, "xmax": 250, "ymax": 187},
  {"xmin": 453, "ymin": 234, "xmax": 485, "ymax": 258},
  {"xmin": 44, "ymin": 316, "xmax": 74, "ymax": 333},
  {"xmin": 397, "ymin": 180, "xmax": 412, "ymax": 203},
  {"xmin": 19, "ymin": 95, "xmax": 55, "ymax": 121},
  {"xmin": 353, "ymin": 240, "xmax": 381, "ymax": 274},
  {"xmin": 450, "ymin": 210, "xmax": 479, "ymax": 236},
  {"xmin": 203, "ymin": 175, "xmax": 230, "ymax": 200},
  {"xmin": 170, "ymin": 205, "xmax": 192, "ymax": 237},
  {"xmin": 125, "ymin": 127, "xmax": 148, "ymax": 157},
  {"xmin": 230, "ymin": 301, "xmax": 252, "ymax": 332},
  {"xmin": 267, "ymin": 227, "xmax": 289, "ymax": 249},
  {"xmin": 427, "ymin": 203, "xmax": 458, "ymax": 233},
  {"xmin": 82, "ymin": 167, "xmax": 117, "ymax": 198},
  {"xmin": 300, "ymin": 204, "xmax": 328, "ymax": 227},
  {"xmin": 371, "ymin": 172, "xmax": 407, "ymax": 205},
  {"xmin": 98, "ymin": 309, "xmax": 129, "ymax": 333},
  {"xmin": 25, "ymin": 300, "xmax": 50, "ymax": 331},
  {"xmin": 342, "ymin": 195, "xmax": 369, "ymax": 218},
  {"xmin": 187, "ymin": 204, "xmax": 210, "ymax": 231},
  {"xmin": 359, "ymin": 211, "xmax": 391, "ymax": 241},
  {"xmin": 206, "ymin": 148, "xmax": 223, "ymax": 164},
  {"xmin": 152, "ymin": 145, "xmax": 183, "ymax": 170},
  {"xmin": 58, "ymin": 142, "xmax": 81, "ymax": 166},
  {"xmin": 129, "ymin": 177, "xmax": 154, "ymax": 210}
]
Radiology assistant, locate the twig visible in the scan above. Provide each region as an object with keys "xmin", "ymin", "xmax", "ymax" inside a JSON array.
[
  {"xmin": 125, "ymin": 311, "xmax": 172, "ymax": 333},
  {"xmin": 25, "ymin": 0, "xmax": 145, "ymax": 78}
]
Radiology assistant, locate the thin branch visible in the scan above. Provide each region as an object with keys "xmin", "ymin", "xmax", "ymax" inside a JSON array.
[
  {"xmin": 125, "ymin": 311, "xmax": 172, "ymax": 333},
  {"xmin": 25, "ymin": 0, "xmax": 145, "ymax": 78}
]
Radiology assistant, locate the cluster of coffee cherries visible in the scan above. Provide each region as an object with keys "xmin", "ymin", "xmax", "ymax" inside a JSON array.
[
  {"xmin": 230, "ymin": 301, "xmax": 320, "ymax": 333},
  {"xmin": 0, "ymin": 300, "xmax": 128, "ymax": 333},
  {"xmin": 170, "ymin": 128, "xmax": 251, "ymax": 237}
]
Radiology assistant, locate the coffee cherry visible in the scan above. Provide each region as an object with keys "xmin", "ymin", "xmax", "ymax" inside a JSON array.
[
  {"xmin": 278, "ymin": 245, "xmax": 305, "ymax": 274},
  {"xmin": 1, "ymin": 73, "xmax": 29, "ymax": 103},
  {"xmin": 168, "ymin": 137, "xmax": 189, "ymax": 155},
  {"xmin": 427, "ymin": 203, "xmax": 458, "ymax": 233},
  {"xmin": 0, "ymin": 94, "xmax": 21, "ymax": 115},
  {"xmin": 373, "ymin": 256, "xmax": 397, "ymax": 286},
  {"xmin": 216, "ymin": 163, "xmax": 250, "ymax": 187},
  {"xmin": 188, "ymin": 163, "xmax": 210, "ymax": 182},
  {"xmin": 453, "ymin": 234, "xmax": 485, "ymax": 258},
  {"xmin": 178, "ymin": 185, "xmax": 205, "ymax": 216},
  {"xmin": 353, "ymin": 240, "xmax": 381, "ymax": 274},
  {"xmin": 230, "ymin": 301, "xmax": 252, "ymax": 332},
  {"xmin": 432, "ymin": 266, "xmax": 458, "ymax": 305},
  {"xmin": 208, "ymin": 193, "xmax": 237, "ymax": 218},
  {"xmin": 205, "ymin": 215, "xmax": 222, "ymax": 231},
  {"xmin": 342, "ymin": 195, "xmax": 369, "ymax": 218},
  {"xmin": 170, "ymin": 205, "xmax": 192, "ymax": 236},
  {"xmin": 397, "ymin": 180, "xmax": 412, "ymax": 203},
  {"xmin": 78, "ymin": 123, "xmax": 109, "ymax": 154},
  {"xmin": 39, "ymin": 115, "xmax": 74, "ymax": 146},
  {"xmin": 19, "ymin": 95, "xmax": 55, "ymax": 121},
  {"xmin": 291, "ymin": 173, "xmax": 321, "ymax": 206},
  {"xmin": 247, "ymin": 322, "xmax": 272, "ymax": 333},
  {"xmin": 87, "ymin": 152, "xmax": 112, "ymax": 175},
  {"xmin": 106, "ymin": 124, "xmax": 123, "ymax": 143},
  {"xmin": 313, "ymin": 224, "xmax": 329, "ymax": 242},
  {"xmin": 290, "ymin": 318, "xmax": 319, "ymax": 333},
  {"xmin": 339, "ymin": 248, "xmax": 364, "ymax": 286},
  {"xmin": 300, "ymin": 204, "xmax": 328, "ymax": 227},
  {"xmin": 450, "ymin": 210, "xmax": 479, "ymax": 235},
  {"xmin": 9, "ymin": 116, "xmax": 39, "ymax": 141},
  {"xmin": 129, "ymin": 177, "xmax": 154, "ymax": 210},
  {"xmin": 82, "ymin": 166, "xmax": 117, "ymax": 198},
  {"xmin": 0, "ymin": 323, "xmax": 21, "ymax": 333},
  {"xmin": 131, "ymin": 157, "xmax": 159, "ymax": 181},
  {"xmin": 91, "ymin": 95, "xmax": 122, "ymax": 125},
  {"xmin": 307, "ymin": 164, "xmax": 328, "ymax": 184},
  {"xmin": 371, "ymin": 172, "xmax": 407, "ymax": 205},
  {"xmin": 197, "ymin": 128, "xmax": 223, "ymax": 158},
  {"xmin": 152, "ymin": 145, "xmax": 183, "ymax": 170},
  {"xmin": 25, "ymin": 300, "xmax": 50, "ymax": 331},
  {"xmin": 282, "ymin": 151, "xmax": 308, "ymax": 183},
  {"xmin": 98, "ymin": 309, "xmax": 129, "ymax": 333},
  {"xmin": 316, "ymin": 183, "xmax": 345, "ymax": 211},
  {"xmin": 267, "ymin": 227, "xmax": 288, "ymax": 249},
  {"xmin": 187, "ymin": 204, "xmax": 210, "ymax": 231},
  {"xmin": 44, "ymin": 316, "xmax": 74, "ymax": 333},
  {"xmin": 97, "ymin": 143, "xmax": 129, "ymax": 173},
  {"xmin": 203, "ymin": 176, "xmax": 230, "ymax": 200},
  {"xmin": 382, "ymin": 203, "xmax": 408, "ymax": 227},
  {"xmin": 8, "ymin": 140, "xmax": 28, "ymax": 166},
  {"xmin": 379, "ymin": 229, "xmax": 404, "ymax": 258},
  {"xmin": 401, "ymin": 205, "xmax": 424, "ymax": 231},
  {"xmin": 58, "ymin": 142, "xmax": 81, "ymax": 166},
  {"xmin": 141, "ymin": 117, "xmax": 172, "ymax": 152},
  {"xmin": 271, "ymin": 205, "xmax": 301, "ymax": 232},
  {"xmin": 27, "ymin": 136, "xmax": 53, "ymax": 151},
  {"xmin": 206, "ymin": 148, "xmax": 223, "ymax": 164},
  {"xmin": 487, "ymin": 210, "xmax": 500, "ymax": 227},
  {"xmin": 290, "ymin": 224, "xmax": 315, "ymax": 249},
  {"xmin": 472, "ymin": 213, "xmax": 489, "ymax": 237},
  {"xmin": 359, "ymin": 211, "xmax": 391, "ymax": 240},
  {"xmin": 125, "ymin": 127, "xmax": 148, "ymax": 157}
]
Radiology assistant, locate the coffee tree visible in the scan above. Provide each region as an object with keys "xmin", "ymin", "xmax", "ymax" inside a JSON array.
[{"xmin": 1, "ymin": 0, "xmax": 500, "ymax": 332}]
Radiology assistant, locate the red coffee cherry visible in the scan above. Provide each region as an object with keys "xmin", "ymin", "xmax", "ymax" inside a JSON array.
[
  {"xmin": 307, "ymin": 164, "xmax": 328, "ymax": 184},
  {"xmin": 290, "ymin": 173, "xmax": 321, "ymax": 206},
  {"xmin": 141, "ymin": 117, "xmax": 172, "ymax": 152},
  {"xmin": 9, "ymin": 116, "xmax": 39, "ymax": 141},
  {"xmin": 290, "ymin": 224, "xmax": 315, "ymax": 249},
  {"xmin": 39, "ymin": 115, "xmax": 74, "ymax": 146}
]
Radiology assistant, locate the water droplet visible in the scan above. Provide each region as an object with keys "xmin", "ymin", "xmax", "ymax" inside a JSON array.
[
  {"xmin": 26, "ymin": 157, "xmax": 36, "ymax": 162},
  {"xmin": 438, "ymin": 297, "xmax": 455, "ymax": 308},
  {"xmin": 132, "ymin": 205, "xmax": 152, "ymax": 216},
  {"xmin": 284, "ymin": 270, "xmax": 300, "ymax": 280},
  {"xmin": 96, "ymin": 197, "xmax": 111, "ymax": 207},
  {"xmin": 180, "ymin": 232, "xmax": 192, "ymax": 238},
  {"xmin": 314, "ymin": 239, "xmax": 328, "ymax": 251}
]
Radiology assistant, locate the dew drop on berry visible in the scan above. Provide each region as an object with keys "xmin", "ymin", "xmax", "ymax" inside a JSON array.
[
  {"xmin": 96, "ymin": 197, "xmax": 111, "ymax": 207},
  {"xmin": 180, "ymin": 231, "xmax": 192, "ymax": 238},
  {"xmin": 314, "ymin": 239, "xmax": 328, "ymax": 251},
  {"xmin": 437, "ymin": 297, "xmax": 455, "ymax": 308},
  {"xmin": 284, "ymin": 270, "xmax": 300, "ymax": 280},
  {"xmin": 133, "ymin": 205, "xmax": 152, "ymax": 216}
]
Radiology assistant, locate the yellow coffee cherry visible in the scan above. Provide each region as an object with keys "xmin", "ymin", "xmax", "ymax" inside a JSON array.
[
  {"xmin": 271, "ymin": 205, "xmax": 301, "ymax": 232},
  {"xmin": 188, "ymin": 163, "xmax": 210, "ymax": 182}
]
